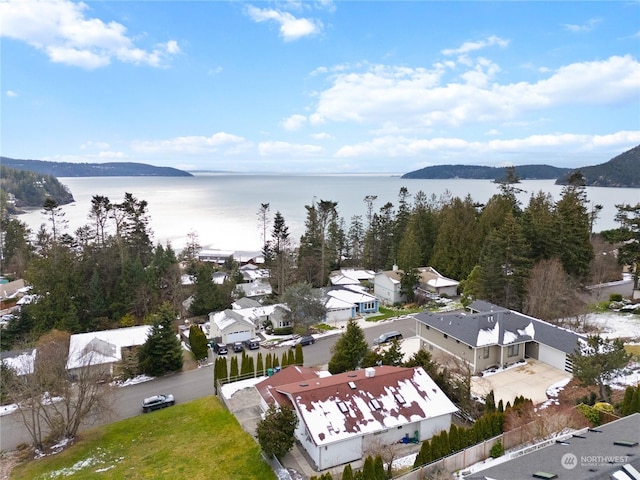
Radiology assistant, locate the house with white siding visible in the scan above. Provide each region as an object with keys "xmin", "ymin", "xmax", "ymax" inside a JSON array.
[{"xmin": 255, "ymin": 365, "xmax": 457, "ymax": 471}]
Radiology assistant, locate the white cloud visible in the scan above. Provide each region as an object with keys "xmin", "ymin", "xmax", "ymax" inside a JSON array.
[
  {"xmin": 245, "ymin": 5, "xmax": 322, "ymax": 41},
  {"xmin": 5, "ymin": 90, "xmax": 18, "ymax": 97},
  {"xmin": 80, "ymin": 141, "xmax": 110, "ymax": 150},
  {"xmin": 311, "ymin": 132, "xmax": 334, "ymax": 140},
  {"xmin": 306, "ymin": 55, "xmax": 639, "ymax": 132},
  {"xmin": 562, "ymin": 18, "xmax": 601, "ymax": 33},
  {"xmin": 282, "ymin": 114, "xmax": 307, "ymax": 131},
  {"xmin": 0, "ymin": 0, "xmax": 179, "ymax": 69},
  {"xmin": 258, "ymin": 141, "xmax": 323, "ymax": 157},
  {"xmin": 441, "ymin": 35, "xmax": 509, "ymax": 56},
  {"xmin": 334, "ymin": 131, "xmax": 640, "ymax": 162},
  {"xmin": 131, "ymin": 132, "xmax": 251, "ymax": 154}
]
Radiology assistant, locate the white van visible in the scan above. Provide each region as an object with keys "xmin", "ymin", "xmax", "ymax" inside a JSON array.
[{"xmin": 373, "ymin": 331, "xmax": 403, "ymax": 345}]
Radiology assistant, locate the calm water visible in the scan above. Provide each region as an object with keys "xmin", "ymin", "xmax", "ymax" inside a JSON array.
[{"xmin": 17, "ymin": 173, "xmax": 640, "ymax": 251}]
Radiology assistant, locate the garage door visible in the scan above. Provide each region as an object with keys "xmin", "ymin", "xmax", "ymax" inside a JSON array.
[
  {"xmin": 225, "ymin": 330, "xmax": 252, "ymax": 343},
  {"xmin": 538, "ymin": 343, "xmax": 568, "ymax": 371}
]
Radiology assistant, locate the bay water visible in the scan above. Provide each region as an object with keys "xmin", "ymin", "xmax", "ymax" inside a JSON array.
[{"xmin": 16, "ymin": 173, "xmax": 640, "ymax": 252}]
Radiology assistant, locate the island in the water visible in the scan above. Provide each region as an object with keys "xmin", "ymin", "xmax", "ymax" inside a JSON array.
[
  {"xmin": 401, "ymin": 144, "xmax": 640, "ymax": 188},
  {"xmin": 0, "ymin": 157, "xmax": 193, "ymax": 177}
]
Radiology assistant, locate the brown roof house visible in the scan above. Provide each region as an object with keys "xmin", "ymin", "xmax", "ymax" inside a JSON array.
[{"xmin": 255, "ymin": 365, "xmax": 458, "ymax": 471}]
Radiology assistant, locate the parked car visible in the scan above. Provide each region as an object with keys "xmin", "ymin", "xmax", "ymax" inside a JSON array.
[
  {"xmin": 372, "ymin": 330, "xmax": 403, "ymax": 345},
  {"xmin": 295, "ymin": 335, "xmax": 315, "ymax": 347},
  {"xmin": 212, "ymin": 342, "xmax": 228, "ymax": 354},
  {"xmin": 142, "ymin": 394, "xmax": 175, "ymax": 413},
  {"xmin": 244, "ymin": 337, "xmax": 260, "ymax": 350},
  {"xmin": 233, "ymin": 341, "xmax": 244, "ymax": 353}
]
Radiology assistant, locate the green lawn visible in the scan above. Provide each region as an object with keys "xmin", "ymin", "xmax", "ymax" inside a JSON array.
[{"xmin": 10, "ymin": 396, "xmax": 276, "ymax": 480}]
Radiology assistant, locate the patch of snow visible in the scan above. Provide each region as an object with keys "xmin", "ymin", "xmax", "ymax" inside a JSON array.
[
  {"xmin": 474, "ymin": 360, "xmax": 526, "ymax": 378},
  {"xmin": 116, "ymin": 374, "xmax": 154, "ymax": 387},
  {"xmin": 502, "ymin": 330, "xmax": 518, "ymax": 344},
  {"xmin": 583, "ymin": 312, "xmax": 640, "ymax": 341},
  {"xmin": 477, "ymin": 321, "xmax": 499, "ymax": 347},
  {"xmin": 608, "ymin": 362, "xmax": 640, "ymax": 390},
  {"xmin": 537, "ymin": 376, "xmax": 572, "ymax": 410},
  {"xmin": 220, "ymin": 376, "xmax": 266, "ymax": 399}
]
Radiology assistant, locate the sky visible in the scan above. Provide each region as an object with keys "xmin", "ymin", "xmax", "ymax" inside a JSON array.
[{"xmin": 1, "ymin": 0, "xmax": 639, "ymax": 173}]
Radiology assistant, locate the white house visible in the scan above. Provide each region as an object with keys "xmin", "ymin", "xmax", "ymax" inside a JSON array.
[
  {"xmin": 416, "ymin": 267, "xmax": 459, "ymax": 297},
  {"xmin": 256, "ymin": 365, "xmax": 458, "ymax": 471},
  {"xmin": 66, "ymin": 325, "xmax": 152, "ymax": 376},
  {"xmin": 323, "ymin": 285, "xmax": 379, "ymax": 324},
  {"xmin": 329, "ymin": 269, "xmax": 375, "ymax": 286},
  {"xmin": 373, "ymin": 266, "xmax": 404, "ymax": 304},
  {"xmin": 208, "ymin": 309, "xmax": 256, "ymax": 343}
]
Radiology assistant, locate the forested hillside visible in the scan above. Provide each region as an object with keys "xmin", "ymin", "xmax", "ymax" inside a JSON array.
[
  {"xmin": 0, "ymin": 166, "xmax": 74, "ymax": 212},
  {"xmin": 401, "ymin": 164, "xmax": 571, "ymax": 180},
  {"xmin": 1, "ymin": 157, "xmax": 192, "ymax": 177},
  {"xmin": 556, "ymin": 144, "xmax": 640, "ymax": 187}
]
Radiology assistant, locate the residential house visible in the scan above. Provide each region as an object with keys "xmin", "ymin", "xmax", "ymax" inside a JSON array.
[
  {"xmin": 414, "ymin": 302, "xmax": 585, "ymax": 374},
  {"xmin": 255, "ymin": 365, "xmax": 458, "ymax": 471},
  {"xmin": 268, "ymin": 305, "xmax": 293, "ymax": 331},
  {"xmin": 208, "ymin": 309, "xmax": 256, "ymax": 344},
  {"xmin": 465, "ymin": 413, "xmax": 640, "ymax": 480},
  {"xmin": 329, "ymin": 269, "xmax": 375, "ymax": 286},
  {"xmin": 1, "ymin": 348, "xmax": 37, "ymax": 376},
  {"xmin": 323, "ymin": 285, "xmax": 379, "ymax": 324},
  {"xmin": 374, "ymin": 266, "xmax": 404, "ymax": 305},
  {"xmin": 66, "ymin": 325, "xmax": 152, "ymax": 378},
  {"xmin": 234, "ymin": 280, "xmax": 272, "ymax": 301},
  {"xmin": 232, "ymin": 297, "xmax": 262, "ymax": 310},
  {"xmin": 416, "ymin": 267, "xmax": 459, "ymax": 297},
  {"xmin": 239, "ymin": 264, "xmax": 270, "ymax": 283}
]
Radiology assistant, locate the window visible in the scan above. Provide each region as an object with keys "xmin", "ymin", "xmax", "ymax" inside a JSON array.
[
  {"xmin": 443, "ymin": 334, "xmax": 448, "ymax": 339},
  {"xmin": 483, "ymin": 347, "xmax": 490, "ymax": 359},
  {"xmin": 507, "ymin": 344, "xmax": 519, "ymax": 357}
]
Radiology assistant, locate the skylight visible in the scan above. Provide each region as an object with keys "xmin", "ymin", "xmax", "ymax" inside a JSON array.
[
  {"xmin": 370, "ymin": 399, "xmax": 381, "ymax": 410},
  {"xmin": 532, "ymin": 472, "xmax": 558, "ymax": 479},
  {"xmin": 348, "ymin": 381, "xmax": 357, "ymax": 389},
  {"xmin": 338, "ymin": 402, "xmax": 348, "ymax": 413},
  {"xmin": 395, "ymin": 393, "xmax": 406, "ymax": 404}
]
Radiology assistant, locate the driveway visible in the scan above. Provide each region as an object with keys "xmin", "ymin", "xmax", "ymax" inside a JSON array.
[{"xmin": 471, "ymin": 359, "xmax": 572, "ymax": 405}]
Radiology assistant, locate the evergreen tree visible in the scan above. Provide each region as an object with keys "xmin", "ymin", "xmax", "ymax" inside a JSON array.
[
  {"xmin": 189, "ymin": 324, "xmax": 208, "ymax": 361},
  {"xmin": 282, "ymin": 282, "xmax": 327, "ymax": 333},
  {"xmin": 294, "ymin": 344, "xmax": 303, "ymax": 366},
  {"xmin": 256, "ymin": 404, "xmax": 298, "ymax": 459},
  {"xmin": 382, "ymin": 339, "xmax": 404, "ymax": 366},
  {"xmin": 362, "ymin": 456, "xmax": 375, "ymax": 479},
  {"xmin": 287, "ymin": 348, "xmax": 295, "ymax": 366},
  {"xmin": 449, "ymin": 424, "xmax": 460, "ymax": 453},
  {"xmin": 431, "ymin": 195, "xmax": 481, "ymax": 280},
  {"xmin": 374, "ymin": 454, "xmax": 385, "ymax": 480},
  {"xmin": 265, "ymin": 353, "xmax": 273, "ymax": 371},
  {"xmin": 612, "ymin": 203, "xmax": 640, "ymax": 290},
  {"xmin": 138, "ymin": 303, "xmax": 183, "ymax": 377},
  {"xmin": 230, "ymin": 356, "xmax": 239, "ymax": 380},
  {"xmin": 341, "ymin": 464, "xmax": 354, "ymax": 480},
  {"xmin": 520, "ymin": 191, "xmax": 560, "ymax": 263},
  {"xmin": 256, "ymin": 352, "xmax": 264, "ymax": 376},
  {"xmin": 478, "ymin": 212, "xmax": 531, "ymax": 310},
  {"xmin": 569, "ymin": 335, "xmax": 631, "ymax": 403},
  {"xmin": 414, "ymin": 439, "xmax": 431, "ymax": 467},
  {"xmin": 328, "ymin": 318, "xmax": 369, "ymax": 374},
  {"xmin": 281, "ymin": 351, "xmax": 289, "ymax": 368},
  {"xmin": 555, "ymin": 172, "xmax": 594, "ymax": 279}
]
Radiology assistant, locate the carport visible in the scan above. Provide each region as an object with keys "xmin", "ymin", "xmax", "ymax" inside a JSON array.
[{"xmin": 471, "ymin": 359, "xmax": 572, "ymax": 405}]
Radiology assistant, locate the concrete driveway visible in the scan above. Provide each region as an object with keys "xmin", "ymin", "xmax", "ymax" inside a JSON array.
[{"xmin": 471, "ymin": 359, "xmax": 571, "ymax": 405}]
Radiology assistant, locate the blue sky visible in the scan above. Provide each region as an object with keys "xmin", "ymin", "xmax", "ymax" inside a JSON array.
[{"xmin": 1, "ymin": 0, "xmax": 639, "ymax": 173}]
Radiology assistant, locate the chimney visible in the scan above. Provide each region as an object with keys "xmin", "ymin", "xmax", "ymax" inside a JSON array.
[
  {"xmin": 365, "ymin": 367, "xmax": 376, "ymax": 377},
  {"xmin": 392, "ymin": 264, "xmax": 398, "ymax": 272}
]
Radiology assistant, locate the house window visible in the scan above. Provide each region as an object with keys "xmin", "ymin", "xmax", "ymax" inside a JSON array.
[
  {"xmin": 483, "ymin": 347, "xmax": 490, "ymax": 359},
  {"xmin": 426, "ymin": 325, "xmax": 430, "ymax": 330},
  {"xmin": 508, "ymin": 344, "xmax": 519, "ymax": 357},
  {"xmin": 443, "ymin": 334, "xmax": 448, "ymax": 339}
]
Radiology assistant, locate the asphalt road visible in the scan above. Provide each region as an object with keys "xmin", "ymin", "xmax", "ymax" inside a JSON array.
[{"xmin": 0, "ymin": 316, "xmax": 416, "ymax": 452}]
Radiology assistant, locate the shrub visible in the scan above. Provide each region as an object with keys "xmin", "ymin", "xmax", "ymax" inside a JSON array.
[
  {"xmin": 489, "ymin": 440, "xmax": 504, "ymax": 458},
  {"xmin": 609, "ymin": 293, "xmax": 623, "ymax": 302}
]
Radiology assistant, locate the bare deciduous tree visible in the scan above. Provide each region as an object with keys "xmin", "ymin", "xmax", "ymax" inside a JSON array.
[{"xmin": 5, "ymin": 330, "xmax": 116, "ymax": 450}]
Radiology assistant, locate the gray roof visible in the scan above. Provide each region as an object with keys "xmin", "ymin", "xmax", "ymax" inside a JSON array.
[
  {"xmin": 233, "ymin": 297, "xmax": 262, "ymax": 309},
  {"xmin": 415, "ymin": 307, "xmax": 585, "ymax": 354},
  {"xmin": 466, "ymin": 413, "xmax": 640, "ymax": 480}
]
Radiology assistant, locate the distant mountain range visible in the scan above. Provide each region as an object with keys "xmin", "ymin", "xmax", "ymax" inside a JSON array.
[
  {"xmin": 401, "ymin": 164, "xmax": 571, "ymax": 181},
  {"xmin": 0, "ymin": 157, "xmax": 192, "ymax": 177},
  {"xmin": 401, "ymin": 144, "xmax": 640, "ymax": 188}
]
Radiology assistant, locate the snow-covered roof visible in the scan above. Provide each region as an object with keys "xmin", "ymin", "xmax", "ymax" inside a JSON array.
[
  {"xmin": 66, "ymin": 325, "xmax": 151, "ymax": 370},
  {"xmin": 329, "ymin": 269, "xmax": 375, "ymax": 285},
  {"xmin": 210, "ymin": 309, "xmax": 256, "ymax": 332},
  {"xmin": 235, "ymin": 281, "xmax": 272, "ymax": 298},
  {"xmin": 1, "ymin": 349, "xmax": 36, "ymax": 375},
  {"xmin": 324, "ymin": 285, "xmax": 377, "ymax": 305},
  {"xmin": 416, "ymin": 306, "xmax": 584, "ymax": 353},
  {"xmin": 275, "ymin": 365, "xmax": 458, "ymax": 447}
]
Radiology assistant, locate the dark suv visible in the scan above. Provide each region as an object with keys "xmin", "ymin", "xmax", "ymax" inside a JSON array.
[
  {"xmin": 297, "ymin": 335, "xmax": 315, "ymax": 346},
  {"xmin": 142, "ymin": 394, "xmax": 175, "ymax": 413},
  {"xmin": 233, "ymin": 341, "xmax": 244, "ymax": 353},
  {"xmin": 244, "ymin": 338, "xmax": 260, "ymax": 350},
  {"xmin": 212, "ymin": 342, "xmax": 228, "ymax": 354}
]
